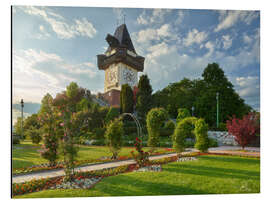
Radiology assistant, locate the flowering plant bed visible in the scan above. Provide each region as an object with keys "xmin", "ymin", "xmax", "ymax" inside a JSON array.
[
  {"xmin": 177, "ymin": 157, "xmax": 198, "ymax": 162},
  {"xmin": 134, "ymin": 165, "xmax": 162, "ymax": 172},
  {"xmin": 12, "ymin": 148, "xmax": 176, "ymax": 175}
]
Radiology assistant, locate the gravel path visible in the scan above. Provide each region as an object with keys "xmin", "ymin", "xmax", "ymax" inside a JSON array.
[{"xmin": 12, "ymin": 146, "xmax": 260, "ymax": 184}]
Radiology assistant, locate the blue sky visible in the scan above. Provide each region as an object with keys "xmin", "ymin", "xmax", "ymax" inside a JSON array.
[{"xmin": 12, "ymin": 6, "xmax": 260, "ymax": 111}]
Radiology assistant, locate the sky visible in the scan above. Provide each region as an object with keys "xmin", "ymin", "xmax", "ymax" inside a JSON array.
[{"xmin": 12, "ymin": 6, "xmax": 260, "ymax": 113}]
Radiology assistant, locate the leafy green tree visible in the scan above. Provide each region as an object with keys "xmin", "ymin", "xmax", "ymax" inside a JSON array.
[
  {"xmin": 52, "ymin": 82, "xmax": 91, "ymax": 180},
  {"xmin": 195, "ymin": 63, "xmax": 252, "ymax": 127},
  {"xmin": 120, "ymin": 84, "xmax": 134, "ymax": 114},
  {"xmin": 14, "ymin": 117, "xmax": 23, "ymax": 137},
  {"xmin": 153, "ymin": 78, "xmax": 198, "ymax": 118},
  {"xmin": 104, "ymin": 118, "xmax": 124, "ymax": 159},
  {"xmin": 105, "ymin": 107, "xmax": 120, "ymax": 124},
  {"xmin": 146, "ymin": 108, "xmax": 169, "ymax": 148},
  {"xmin": 136, "ymin": 75, "xmax": 153, "ymax": 121},
  {"xmin": 26, "ymin": 127, "xmax": 42, "ymax": 144},
  {"xmin": 38, "ymin": 95, "xmax": 59, "ymax": 166}
]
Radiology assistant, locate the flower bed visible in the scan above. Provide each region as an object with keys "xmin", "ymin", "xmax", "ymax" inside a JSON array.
[
  {"xmin": 12, "ymin": 164, "xmax": 136, "ymax": 197},
  {"xmin": 177, "ymin": 157, "xmax": 198, "ymax": 162},
  {"xmin": 12, "ymin": 149, "xmax": 176, "ymax": 175},
  {"xmin": 134, "ymin": 165, "xmax": 162, "ymax": 172}
]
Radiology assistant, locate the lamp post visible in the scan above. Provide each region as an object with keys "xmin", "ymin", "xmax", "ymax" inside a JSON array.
[
  {"xmin": 216, "ymin": 92, "xmax": 219, "ymax": 128},
  {"xmin": 191, "ymin": 106, "xmax": 194, "ymax": 117},
  {"xmin": 20, "ymin": 99, "xmax": 24, "ymax": 139}
]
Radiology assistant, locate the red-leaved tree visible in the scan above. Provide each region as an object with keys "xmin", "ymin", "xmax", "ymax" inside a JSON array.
[{"xmin": 226, "ymin": 112, "xmax": 260, "ymax": 149}]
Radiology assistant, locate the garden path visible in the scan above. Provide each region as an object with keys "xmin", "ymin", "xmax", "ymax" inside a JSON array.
[{"xmin": 12, "ymin": 146, "xmax": 259, "ymax": 184}]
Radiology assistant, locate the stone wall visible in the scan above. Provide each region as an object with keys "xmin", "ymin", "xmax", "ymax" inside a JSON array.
[{"xmin": 208, "ymin": 131, "xmax": 238, "ymax": 146}]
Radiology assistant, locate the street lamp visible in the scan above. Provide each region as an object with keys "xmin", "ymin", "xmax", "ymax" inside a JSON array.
[
  {"xmin": 216, "ymin": 92, "xmax": 219, "ymax": 128},
  {"xmin": 191, "ymin": 106, "xmax": 194, "ymax": 117},
  {"xmin": 20, "ymin": 99, "xmax": 24, "ymax": 139}
]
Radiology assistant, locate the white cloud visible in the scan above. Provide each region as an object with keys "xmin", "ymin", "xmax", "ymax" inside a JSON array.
[
  {"xmin": 135, "ymin": 24, "xmax": 177, "ymax": 43},
  {"xmin": 234, "ymin": 76, "xmax": 260, "ymax": 110},
  {"xmin": 183, "ymin": 29, "xmax": 208, "ymax": 47},
  {"xmin": 175, "ymin": 10, "xmax": 185, "ymax": 25},
  {"xmin": 13, "ymin": 49, "xmax": 102, "ymax": 103},
  {"xmin": 17, "ymin": 6, "xmax": 97, "ymax": 39},
  {"xmin": 222, "ymin": 35, "xmax": 232, "ymax": 49},
  {"xmin": 137, "ymin": 9, "xmax": 172, "ymax": 25},
  {"xmin": 215, "ymin": 10, "xmax": 259, "ymax": 32},
  {"xmin": 204, "ymin": 41, "xmax": 215, "ymax": 57}
]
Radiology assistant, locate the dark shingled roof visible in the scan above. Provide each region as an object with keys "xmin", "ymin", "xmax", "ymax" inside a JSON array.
[{"xmin": 106, "ymin": 24, "xmax": 136, "ymax": 53}]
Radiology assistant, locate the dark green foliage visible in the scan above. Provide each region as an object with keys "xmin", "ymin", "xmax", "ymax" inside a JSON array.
[
  {"xmin": 136, "ymin": 75, "xmax": 153, "ymax": 120},
  {"xmin": 14, "ymin": 117, "xmax": 23, "ymax": 138},
  {"xmin": 105, "ymin": 107, "xmax": 120, "ymax": 124},
  {"xmin": 146, "ymin": 108, "xmax": 169, "ymax": 148},
  {"xmin": 195, "ymin": 63, "xmax": 252, "ymax": 127},
  {"xmin": 27, "ymin": 127, "xmax": 42, "ymax": 144},
  {"xmin": 208, "ymin": 137, "xmax": 218, "ymax": 147},
  {"xmin": 104, "ymin": 118, "xmax": 124, "ymax": 159},
  {"xmin": 176, "ymin": 108, "xmax": 191, "ymax": 123},
  {"xmin": 12, "ymin": 135, "xmax": 20, "ymax": 144},
  {"xmin": 120, "ymin": 84, "xmax": 134, "ymax": 114},
  {"xmin": 24, "ymin": 114, "xmax": 41, "ymax": 132},
  {"xmin": 194, "ymin": 118, "xmax": 209, "ymax": 152},
  {"xmin": 160, "ymin": 120, "xmax": 175, "ymax": 137},
  {"xmin": 152, "ymin": 63, "xmax": 252, "ymax": 126},
  {"xmin": 153, "ymin": 78, "xmax": 199, "ymax": 118}
]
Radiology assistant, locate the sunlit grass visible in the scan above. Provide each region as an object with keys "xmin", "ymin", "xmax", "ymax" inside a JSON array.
[{"xmin": 15, "ymin": 155, "xmax": 260, "ymax": 198}]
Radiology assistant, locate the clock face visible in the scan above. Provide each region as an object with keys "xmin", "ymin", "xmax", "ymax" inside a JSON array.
[{"xmin": 123, "ymin": 68, "xmax": 136, "ymax": 87}]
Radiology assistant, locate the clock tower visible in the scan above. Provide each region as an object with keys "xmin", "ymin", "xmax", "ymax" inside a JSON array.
[{"xmin": 97, "ymin": 24, "xmax": 145, "ymax": 107}]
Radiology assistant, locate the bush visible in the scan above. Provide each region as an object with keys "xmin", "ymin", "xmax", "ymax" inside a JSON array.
[
  {"xmin": 26, "ymin": 128, "xmax": 42, "ymax": 144},
  {"xmin": 208, "ymin": 137, "xmax": 218, "ymax": 147},
  {"xmin": 176, "ymin": 108, "xmax": 191, "ymax": 123},
  {"xmin": 104, "ymin": 118, "xmax": 124, "ymax": 159},
  {"xmin": 160, "ymin": 120, "xmax": 175, "ymax": 137},
  {"xmin": 194, "ymin": 118, "xmax": 209, "ymax": 152},
  {"xmin": 105, "ymin": 107, "xmax": 120, "ymax": 124},
  {"xmin": 146, "ymin": 108, "xmax": 169, "ymax": 148},
  {"xmin": 91, "ymin": 139, "xmax": 106, "ymax": 146},
  {"xmin": 93, "ymin": 128, "xmax": 106, "ymax": 139},
  {"xmin": 12, "ymin": 135, "xmax": 20, "ymax": 144},
  {"xmin": 172, "ymin": 117, "xmax": 197, "ymax": 154},
  {"xmin": 226, "ymin": 112, "xmax": 260, "ymax": 149},
  {"xmin": 218, "ymin": 123, "xmax": 227, "ymax": 131}
]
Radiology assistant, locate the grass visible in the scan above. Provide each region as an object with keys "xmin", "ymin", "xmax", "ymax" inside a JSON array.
[
  {"xmin": 15, "ymin": 155, "xmax": 260, "ymax": 198},
  {"xmin": 12, "ymin": 140, "xmax": 170, "ymax": 170}
]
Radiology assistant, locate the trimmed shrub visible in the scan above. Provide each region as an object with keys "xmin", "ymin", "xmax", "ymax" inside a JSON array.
[
  {"xmin": 172, "ymin": 117, "xmax": 197, "ymax": 154},
  {"xmin": 104, "ymin": 118, "xmax": 124, "ymax": 159},
  {"xmin": 146, "ymin": 108, "xmax": 169, "ymax": 148},
  {"xmin": 194, "ymin": 118, "xmax": 209, "ymax": 152},
  {"xmin": 176, "ymin": 108, "xmax": 191, "ymax": 123}
]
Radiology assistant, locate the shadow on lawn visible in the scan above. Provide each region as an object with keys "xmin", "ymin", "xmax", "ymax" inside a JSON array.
[
  {"xmin": 93, "ymin": 174, "xmax": 207, "ymax": 196},
  {"xmin": 200, "ymin": 155, "xmax": 260, "ymax": 165},
  {"xmin": 166, "ymin": 164, "xmax": 260, "ymax": 181}
]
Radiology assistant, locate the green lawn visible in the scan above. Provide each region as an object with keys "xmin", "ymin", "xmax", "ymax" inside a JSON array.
[
  {"xmin": 15, "ymin": 155, "xmax": 260, "ymax": 198},
  {"xmin": 12, "ymin": 140, "xmax": 169, "ymax": 169}
]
